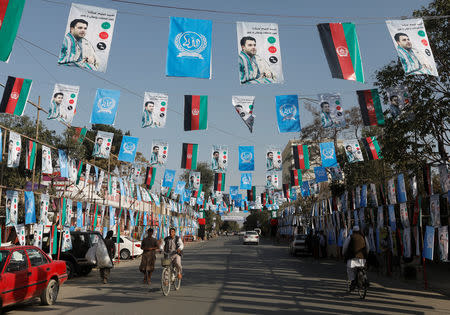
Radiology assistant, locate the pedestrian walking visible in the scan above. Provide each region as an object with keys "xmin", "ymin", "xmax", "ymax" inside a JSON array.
[
  {"xmin": 99, "ymin": 230, "xmax": 115, "ymax": 284},
  {"xmin": 140, "ymin": 228, "xmax": 160, "ymax": 286}
]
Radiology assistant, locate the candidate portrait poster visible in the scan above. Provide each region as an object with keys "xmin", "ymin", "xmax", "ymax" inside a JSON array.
[
  {"xmin": 92, "ymin": 131, "xmax": 113, "ymax": 159},
  {"xmin": 237, "ymin": 22, "xmax": 284, "ymax": 85},
  {"xmin": 58, "ymin": 3, "xmax": 117, "ymax": 73},
  {"xmin": 343, "ymin": 139, "xmax": 364, "ymax": 163},
  {"xmin": 232, "ymin": 96, "xmax": 255, "ymax": 133},
  {"xmin": 317, "ymin": 93, "xmax": 345, "ymax": 128},
  {"xmin": 150, "ymin": 141, "xmax": 168, "ymax": 166},
  {"xmin": 386, "ymin": 86, "xmax": 410, "ymax": 119},
  {"xmin": 386, "ymin": 19, "xmax": 438, "ymax": 77},
  {"xmin": 266, "ymin": 147, "xmax": 282, "ymax": 172},
  {"xmin": 48, "ymin": 84, "xmax": 79, "ymax": 125},
  {"xmin": 7, "ymin": 131, "xmax": 21, "ymax": 168},
  {"xmin": 142, "ymin": 92, "xmax": 168, "ymax": 128},
  {"xmin": 211, "ymin": 145, "xmax": 228, "ymax": 173}
]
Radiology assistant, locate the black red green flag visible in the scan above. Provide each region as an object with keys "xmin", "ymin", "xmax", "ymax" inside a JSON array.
[
  {"xmin": 0, "ymin": 0, "xmax": 26, "ymax": 62},
  {"xmin": 0, "ymin": 76, "xmax": 32, "ymax": 116},
  {"xmin": 283, "ymin": 184, "xmax": 290, "ymax": 200},
  {"xmin": 290, "ymin": 169, "xmax": 302, "ymax": 187},
  {"xmin": 181, "ymin": 143, "xmax": 198, "ymax": 169},
  {"xmin": 144, "ymin": 166, "xmax": 156, "ymax": 189},
  {"xmin": 214, "ymin": 172, "xmax": 226, "ymax": 192},
  {"xmin": 362, "ymin": 136, "xmax": 382, "ymax": 160},
  {"xmin": 25, "ymin": 140, "xmax": 37, "ymax": 171},
  {"xmin": 317, "ymin": 22, "xmax": 364, "ymax": 83},
  {"xmin": 247, "ymin": 186, "xmax": 256, "ymax": 202},
  {"xmin": 261, "ymin": 193, "xmax": 266, "ymax": 206},
  {"xmin": 292, "ymin": 144, "xmax": 310, "ymax": 170},
  {"xmin": 184, "ymin": 95, "xmax": 208, "ymax": 131},
  {"xmin": 73, "ymin": 127, "xmax": 87, "ymax": 144},
  {"xmin": 357, "ymin": 89, "xmax": 385, "ymax": 126}
]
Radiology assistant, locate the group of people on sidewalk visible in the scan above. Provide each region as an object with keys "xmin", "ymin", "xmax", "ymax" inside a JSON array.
[{"xmin": 97, "ymin": 227, "xmax": 184, "ymax": 287}]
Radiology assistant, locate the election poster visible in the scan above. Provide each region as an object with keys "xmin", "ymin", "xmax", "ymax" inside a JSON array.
[
  {"xmin": 142, "ymin": 92, "xmax": 168, "ymax": 128},
  {"xmin": 48, "ymin": 84, "xmax": 79, "ymax": 124},
  {"xmin": 237, "ymin": 22, "xmax": 284, "ymax": 85},
  {"xmin": 232, "ymin": 96, "xmax": 255, "ymax": 133},
  {"xmin": 150, "ymin": 141, "xmax": 168, "ymax": 166},
  {"xmin": 317, "ymin": 93, "xmax": 345, "ymax": 128},
  {"xmin": 92, "ymin": 131, "xmax": 113, "ymax": 159},
  {"xmin": 211, "ymin": 145, "xmax": 228, "ymax": 173}
]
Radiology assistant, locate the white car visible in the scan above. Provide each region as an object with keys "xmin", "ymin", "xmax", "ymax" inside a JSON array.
[
  {"xmin": 289, "ymin": 234, "xmax": 309, "ymax": 256},
  {"xmin": 243, "ymin": 231, "xmax": 259, "ymax": 245},
  {"xmin": 112, "ymin": 236, "xmax": 143, "ymax": 260}
]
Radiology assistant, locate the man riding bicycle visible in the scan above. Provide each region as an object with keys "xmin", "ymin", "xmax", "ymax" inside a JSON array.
[
  {"xmin": 343, "ymin": 226, "xmax": 369, "ymax": 291},
  {"xmin": 161, "ymin": 227, "xmax": 184, "ymax": 279}
]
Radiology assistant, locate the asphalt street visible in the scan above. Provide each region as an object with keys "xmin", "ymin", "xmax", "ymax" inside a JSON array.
[{"xmin": 4, "ymin": 236, "xmax": 450, "ymax": 315}]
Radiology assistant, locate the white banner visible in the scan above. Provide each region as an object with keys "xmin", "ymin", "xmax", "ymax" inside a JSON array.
[
  {"xmin": 150, "ymin": 141, "xmax": 168, "ymax": 166},
  {"xmin": 386, "ymin": 19, "xmax": 438, "ymax": 77},
  {"xmin": 266, "ymin": 147, "xmax": 282, "ymax": 172},
  {"xmin": 232, "ymin": 95, "xmax": 255, "ymax": 133},
  {"xmin": 58, "ymin": 3, "xmax": 117, "ymax": 72},
  {"xmin": 42, "ymin": 145, "xmax": 53, "ymax": 174},
  {"xmin": 142, "ymin": 92, "xmax": 168, "ymax": 128},
  {"xmin": 48, "ymin": 84, "xmax": 79, "ymax": 124},
  {"xmin": 211, "ymin": 145, "xmax": 228, "ymax": 172},
  {"xmin": 7, "ymin": 131, "xmax": 21, "ymax": 168},
  {"xmin": 93, "ymin": 131, "xmax": 113, "ymax": 159},
  {"xmin": 317, "ymin": 93, "xmax": 345, "ymax": 128},
  {"xmin": 237, "ymin": 22, "xmax": 284, "ymax": 84}
]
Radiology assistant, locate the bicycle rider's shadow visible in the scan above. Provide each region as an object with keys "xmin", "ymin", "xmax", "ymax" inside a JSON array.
[{"xmin": 149, "ymin": 287, "xmax": 160, "ymax": 293}]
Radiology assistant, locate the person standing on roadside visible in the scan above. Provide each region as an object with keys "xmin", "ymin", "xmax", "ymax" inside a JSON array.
[
  {"xmin": 140, "ymin": 228, "xmax": 160, "ymax": 286},
  {"xmin": 100, "ymin": 230, "xmax": 115, "ymax": 284}
]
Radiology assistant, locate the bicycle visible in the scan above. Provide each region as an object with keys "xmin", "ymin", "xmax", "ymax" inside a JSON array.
[
  {"xmin": 348, "ymin": 267, "xmax": 369, "ymax": 299},
  {"xmin": 161, "ymin": 255, "xmax": 181, "ymax": 296}
]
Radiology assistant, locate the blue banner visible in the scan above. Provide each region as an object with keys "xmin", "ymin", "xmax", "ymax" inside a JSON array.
[
  {"xmin": 388, "ymin": 205, "xmax": 396, "ymax": 231},
  {"xmin": 360, "ymin": 185, "xmax": 367, "ymax": 207},
  {"xmin": 109, "ymin": 206, "xmax": 115, "ymax": 227},
  {"xmin": 238, "ymin": 146, "xmax": 254, "ymax": 171},
  {"xmin": 230, "ymin": 186, "xmax": 239, "ymax": 200},
  {"xmin": 90, "ymin": 89, "xmax": 120, "ymax": 125},
  {"xmin": 24, "ymin": 191, "xmax": 36, "ymax": 224},
  {"xmin": 129, "ymin": 210, "xmax": 135, "ymax": 227},
  {"xmin": 319, "ymin": 142, "xmax": 337, "ymax": 167},
  {"xmin": 314, "ymin": 166, "xmax": 328, "ymax": 183},
  {"xmin": 162, "ymin": 169, "xmax": 176, "ymax": 188},
  {"xmin": 136, "ymin": 185, "xmax": 142, "ymax": 201},
  {"xmin": 290, "ymin": 188, "xmax": 297, "ymax": 201},
  {"xmin": 166, "ymin": 17, "xmax": 212, "ymax": 79},
  {"xmin": 118, "ymin": 177, "xmax": 125, "ymax": 196},
  {"xmin": 58, "ymin": 149, "xmax": 68, "ymax": 178},
  {"xmin": 397, "ymin": 173, "xmax": 407, "ymax": 203},
  {"xmin": 118, "ymin": 136, "xmax": 139, "ymax": 162},
  {"xmin": 183, "ymin": 189, "xmax": 191, "ymax": 203},
  {"xmin": 76, "ymin": 202, "xmax": 83, "ymax": 228},
  {"xmin": 240, "ymin": 173, "xmax": 252, "ymax": 190},
  {"xmin": 300, "ymin": 181, "xmax": 310, "ymax": 197},
  {"xmin": 143, "ymin": 211, "xmax": 148, "ymax": 226},
  {"xmin": 423, "ymin": 226, "xmax": 435, "ymax": 260},
  {"xmin": 275, "ymin": 95, "xmax": 301, "ymax": 133},
  {"xmin": 175, "ymin": 181, "xmax": 186, "ymax": 195}
]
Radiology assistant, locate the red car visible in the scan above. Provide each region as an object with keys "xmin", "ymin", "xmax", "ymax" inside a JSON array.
[{"xmin": 0, "ymin": 245, "xmax": 67, "ymax": 310}]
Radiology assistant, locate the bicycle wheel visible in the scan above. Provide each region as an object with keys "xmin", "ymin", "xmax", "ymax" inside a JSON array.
[
  {"xmin": 173, "ymin": 267, "xmax": 181, "ymax": 291},
  {"xmin": 357, "ymin": 270, "xmax": 367, "ymax": 299},
  {"xmin": 161, "ymin": 267, "xmax": 171, "ymax": 296}
]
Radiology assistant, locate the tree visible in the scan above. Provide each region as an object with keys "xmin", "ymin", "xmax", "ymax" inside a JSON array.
[
  {"xmin": 220, "ymin": 220, "xmax": 240, "ymax": 232},
  {"xmin": 374, "ymin": 0, "xmax": 449, "ymax": 171},
  {"xmin": 243, "ymin": 210, "xmax": 270, "ymax": 236}
]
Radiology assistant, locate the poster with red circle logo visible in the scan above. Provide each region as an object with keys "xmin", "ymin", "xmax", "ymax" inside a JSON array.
[
  {"xmin": 48, "ymin": 84, "xmax": 79, "ymax": 124},
  {"xmin": 142, "ymin": 92, "xmax": 168, "ymax": 128},
  {"xmin": 317, "ymin": 93, "xmax": 346, "ymax": 128}
]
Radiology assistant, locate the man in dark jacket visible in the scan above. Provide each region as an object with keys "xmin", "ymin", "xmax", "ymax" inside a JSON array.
[
  {"xmin": 343, "ymin": 226, "xmax": 369, "ymax": 291},
  {"xmin": 101, "ymin": 230, "xmax": 115, "ymax": 284}
]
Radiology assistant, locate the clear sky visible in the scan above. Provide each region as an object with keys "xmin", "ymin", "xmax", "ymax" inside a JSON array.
[{"xmin": 0, "ymin": 0, "xmax": 429, "ymax": 194}]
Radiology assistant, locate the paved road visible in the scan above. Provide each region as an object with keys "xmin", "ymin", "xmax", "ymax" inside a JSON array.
[{"xmin": 5, "ymin": 236, "xmax": 450, "ymax": 314}]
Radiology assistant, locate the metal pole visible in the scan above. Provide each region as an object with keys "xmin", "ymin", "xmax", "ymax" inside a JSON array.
[{"xmin": 31, "ymin": 96, "xmax": 40, "ymax": 191}]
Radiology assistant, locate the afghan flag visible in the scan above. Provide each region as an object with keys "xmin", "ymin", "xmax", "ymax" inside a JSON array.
[
  {"xmin": 76, "ymin": 161, "xmax": 83, "ymax": 185},
  {"xmin": 290, "ymin": 169, "xmax": 302, "ymax": 187},
  {"xmin": 214, "ymin": 172, "xmax": 226, "ymax": 192},
  {"xmin": 194, "ymin": 184, "xmax": 203, "ymax": 198},
  {"xmin": 0, "ymin": 0, "xmax": 26, "ymax": 62},
  {"xmin": 184, "ymin": 95, "xmax": 208, "ymax": 131},
  {"xmin": 247, "ymin": 186, "xmax": 256, "ymax": 202},
  {"xmin": 92, "ymin": 204, "xmax": 99, "ymax": 229},
  {"xmin": 261, "ymin": 193, "xmax": 266, "ymax": 206},
  {"xmin": 144, "ymin": 166, "xmax": 156, "ymax": 189},
  {"xmin": 292, "ymin": 144, "xmax": 310, "ymax": 170},
  {"xmin": 50, "ymin": 224, "xmax": 58, "ymax": 255},
  {"xmin": 422, "ymin": 164, "xmax": 432, "ymax": 195},
  {"xmin": 73, "ymin": 127, "xmax": 87, "ymax": 144},
  {"xmin": 357, "ymin": 89, "xmax": 385, "ymax": 126},
  {"xmin": 0, "ymin": 76, "xmax": 32, "ymax": 116},
  {"xmin": 181, "ymin": 143, "xmax": 198, "ymax": 169},
  {"xmin": 283, "ymin": 184, "xmax": 290, "ymax": 200},
  {"xmin": 317, "ymin": 22, "xmax": 364, "ymax": 83},
  {"xmin": 25, "ymin": 140, "xmax": 37, "ymax": 171},
  {"xmin": 362, "ymin": 136, "xmax": 382, "ymax": 160}
]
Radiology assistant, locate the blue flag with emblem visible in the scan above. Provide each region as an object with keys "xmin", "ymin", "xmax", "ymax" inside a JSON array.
[
  {"xmin": 162, "ymin": 169, "xmax": 176, "ymax": 188},
  {"xmin": 24, "ymin": 191, "xmax": 36, "ymax": 224},
  {"xmin": 275, "ymin": 95, "xmax": 301, "ymax": 133},
  {"xmin": 58, "ymin": 149, "xmax": 69, "ymax": 178},
  {"xmin": 314, "ymin": 166, "xmax": 328, "ymax": 183},
  {"xmin": 230, "ymin": 186, "xmax": 239, "ymax": 200},
  {"xmin": 183, "ymin": 189, "xmax": 191, "ymax": 203},
  {"xmin": 240, "ymin": 173, "xmax": 252, "ymax": 190},
  {"xmin": 175, "ymin": 181, "xmax": 186, "ymax": 195},
  {"xmin": 238, "ymin": 146, "xmax": 254, "ymax": 171},
  {"xmin": 360, "ymin": 184, "xmax": 367, "ymax": 207},
  {"xmin": 300, "ymin": 181, "xmax": 310, "ymax": 197},
  {"xmin": 397, "ymin": 173, "xmax": 407, "ymax": 203},
  {"xmin": 118, "ymin": 136, "xmax": 139, "ymax": 162},
  {"xmin": 166, "ymin": 17, "xmax": 212, "ymax": 79},
  {"xmin": 319, "ymin": 142, "xmax": 337, "ymax": 167},
  {"xmin": 109, "ymin": 206, "xmax": 115, "ymax": 227},
  {"xmin": 423, "ymin": 226, "xmax": 435, "ymax": 260},
  {"xmin": 76, "ymin": 202, "xmax": 83, "ymax": 228},
  {"xmin": 90, "ymin": 89, "xmax": 120, "ymax": 125}
]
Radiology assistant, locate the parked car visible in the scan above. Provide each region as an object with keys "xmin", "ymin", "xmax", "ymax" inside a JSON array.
[
  {"xmin": 289, "ymin": 234, "xmax": 309, "ymax": 256},
  {"xmin": 0, "ymin": 245, "xmax": 67, "ymax": 310},
  {"xmin": 42, "ymin": 230, "xmax": 103, "ymax": 279},
  {"xmin": 243, "ymin": 231, "xmax": 259, "ymax": 245},
  {"xmin": 112, "ymin": 236, "xmax": 143, "ymax": 260}
]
